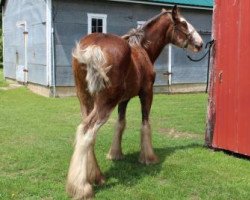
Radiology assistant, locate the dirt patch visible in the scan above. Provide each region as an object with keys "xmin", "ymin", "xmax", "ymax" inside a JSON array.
[
  {"xmin": 158, "ymin": 127, "xmax": 202, "ymax": 139},
  {"xmin": 0, "ymin": 83, "xmax": 23, "ymax": 91}
]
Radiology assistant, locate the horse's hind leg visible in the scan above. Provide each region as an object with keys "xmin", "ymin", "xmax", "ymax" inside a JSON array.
[
  {"xmin": 66, "ymin": 104, "xmax": 114, "ymax": 200},
  {"xmin": 72, "ymin": 59, "xmax": 95, "ymax": 120},
  {"xmin": 107, "ymin": 100, "xmax": 129, "ymax": 160},
  {"xmin": 87, "ymin": 144, "xmax": 105, "ymax": 186},
  {"xmin": 138, "ymin": 89, "xmax": 159, "ymax": 165}
]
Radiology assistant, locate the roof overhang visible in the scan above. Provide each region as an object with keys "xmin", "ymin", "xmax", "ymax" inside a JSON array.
[
  {"xmin": 0, "ymin": 0, "xmax": 213, "ymax": 10},
  {"xmin": 108, "ymin": 0, "xmax": 213, "ymax": 10}
]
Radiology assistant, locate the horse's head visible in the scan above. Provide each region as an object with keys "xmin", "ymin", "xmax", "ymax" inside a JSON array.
[{"xmin": 169, "ymin": 5, "xmax": 203, "ymax": 52}]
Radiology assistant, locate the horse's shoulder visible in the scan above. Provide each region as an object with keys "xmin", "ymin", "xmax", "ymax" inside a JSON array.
[{"xmin": 131, "ymin": 47, "xmax": 151, "ymax": 62}]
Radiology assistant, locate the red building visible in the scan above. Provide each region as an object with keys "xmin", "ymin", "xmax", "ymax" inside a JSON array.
[{"xmin": 206, "ymin": 0, "xmax": 250, "ymax": 156}]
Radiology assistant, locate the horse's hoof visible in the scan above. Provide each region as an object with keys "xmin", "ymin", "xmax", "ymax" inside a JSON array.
[
  {"xmin": 139, "ymin": 154, "xmax": 159, "ymax": 165},
  {"xmin": 106, "ymin": 149, "xmax": 124, "ymax": 160},
  {"xmin": 66, "ymin": 182, "xmax": 94, "ymax": 200}
]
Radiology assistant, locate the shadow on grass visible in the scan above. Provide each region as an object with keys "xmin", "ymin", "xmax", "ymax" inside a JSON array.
[{"xmin": 95, "ymin": 143, "xmax": 201, "ymax": 192}]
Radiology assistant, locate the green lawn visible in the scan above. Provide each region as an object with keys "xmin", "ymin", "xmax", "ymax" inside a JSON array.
[
  {"xmin": 0, "ymin": 88, "xmax": 249, "ymax": 200},
  {"xmin": 0, "ymin": 68, "xmax": 8, "ymax": 87}
]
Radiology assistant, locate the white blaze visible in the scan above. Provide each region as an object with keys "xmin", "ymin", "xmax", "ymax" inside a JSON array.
[{"xmin": 180, "ymin": 17, "xmax": 203, "ymax": 47}]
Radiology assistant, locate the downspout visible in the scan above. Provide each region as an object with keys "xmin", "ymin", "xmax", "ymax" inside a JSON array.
[
  {"xmin": 51, "ymin": 1, "xmax": 56, "ymax": 97},
  {"xmin": 168, "ymin": 44, "xmax": 172, "ymax": 85},
  {"xmin": 24, "ymin": 22, "xmax": 28, "ymax": 83},
  {"xmin": 2, "ymin": 5, "xmax": 5, "ymax": 71},
  {"xmin": 51, "ymin": 25, "xmax": 56, "ymax": 97},
  {"xmin": 16, "ymin": 21, "xmax": 28, "ymax": 83},
  {"xmin": 46, "ymin": 0, "xmax": 56, "ymax": 97}
]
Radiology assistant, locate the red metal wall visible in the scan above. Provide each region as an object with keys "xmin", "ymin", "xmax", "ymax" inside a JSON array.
[{"xmin": 208, "ymin": 0, "xmax": 250, "ymax": 156}]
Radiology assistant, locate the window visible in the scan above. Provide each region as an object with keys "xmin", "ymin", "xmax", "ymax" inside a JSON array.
[{"xmin": 88, "ymin": 13, "xmax": 107, "ymax": 34}]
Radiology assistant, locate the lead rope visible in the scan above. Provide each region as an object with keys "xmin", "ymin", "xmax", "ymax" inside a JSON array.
[{"xmin": 187, "ymin": 39, "xmax": 215, "ymax": 93}]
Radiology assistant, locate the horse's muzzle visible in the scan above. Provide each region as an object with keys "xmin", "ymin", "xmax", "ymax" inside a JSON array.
[{"xmin": 195, "ymin": 42, "xmax": 203, "ymax": 52}]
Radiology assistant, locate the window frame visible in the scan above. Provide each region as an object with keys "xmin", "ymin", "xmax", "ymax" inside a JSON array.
[
  {"xmin": 137, "ymin": 21, "xmax": 146, "ymax": 28},
  {"xmin": 87, "ymin": 13, "xmax": 107, "ymax": 34}
]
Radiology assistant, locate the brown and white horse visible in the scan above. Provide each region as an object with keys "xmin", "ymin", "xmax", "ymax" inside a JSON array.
[{"xmin": 67, "ymin": 5, "xmax": 203, "ymax": 199}]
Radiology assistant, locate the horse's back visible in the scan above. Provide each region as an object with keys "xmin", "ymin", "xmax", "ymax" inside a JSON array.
[{"xmin": 80, "ymin": 33, "xmax": 131, "ymax": 66}]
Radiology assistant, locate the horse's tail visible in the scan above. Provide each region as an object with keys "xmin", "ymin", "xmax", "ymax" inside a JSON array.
[{"xmin": 72, "ymin": 43, "xmax": 112, "ymax": 94}]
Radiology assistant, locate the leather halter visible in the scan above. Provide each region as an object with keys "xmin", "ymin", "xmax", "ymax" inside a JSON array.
[{"xmin": 172, "ymin": 24, "xmax": 196, "ymax": 49}]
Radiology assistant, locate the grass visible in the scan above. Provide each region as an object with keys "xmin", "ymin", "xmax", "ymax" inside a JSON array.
[
  {"xmin": 0, "ymin": 68, "xmax": 8, "ymax": 87},
  {"xmin": 0, "ymin": 88, "xmax": 249, "ymax": 200}
]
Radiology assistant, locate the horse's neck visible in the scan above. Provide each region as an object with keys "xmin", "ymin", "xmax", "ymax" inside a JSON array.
[{"xmin": 143, "ymin": 17, "xmax": 172, "ymax": 63}]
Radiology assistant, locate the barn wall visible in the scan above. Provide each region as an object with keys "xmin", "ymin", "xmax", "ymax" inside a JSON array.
[
  {"xmin": 53, "ymin": 0, "xmax": 212, "ymax": 87},
  {"xmin": 207, "ymin": 0, "xmax": 250, "ymax": 156},
  {"xmin": 3, "ymin": 0, "xmax": 47, "ymax": 85},
  {"xmin": 171, "ymin": 9, "xmax": 212, "ymax": 84}
]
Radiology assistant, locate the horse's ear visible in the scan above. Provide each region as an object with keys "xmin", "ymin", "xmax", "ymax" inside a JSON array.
[
  {"xmin": 161, "ymin": 8, "xmax": 167, "ymax": 12},
  {"xmin": 172, "ymin": 5, "xmax": 180, "ymax": 22}
]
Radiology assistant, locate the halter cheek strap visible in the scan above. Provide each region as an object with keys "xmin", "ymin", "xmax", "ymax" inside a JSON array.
[
  {"xmin": 172, "ymin": 24, "xmax": 195, "ymax": 49},
  {"xmin": 182, "ymin": 29, "xmax": 196, "ymax": 48}
]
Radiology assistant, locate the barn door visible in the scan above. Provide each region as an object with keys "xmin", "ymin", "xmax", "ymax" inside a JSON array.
[
  {"xmin": 16, "ymin": 21, "xmax": 28, "ymax": 83},
  {"xmin": 236, "ymin": 0, "xmax": 250, "ymax": 155},
  {"xmin": 207, "ymin": 0, "xmax": 250, "ymax": 156}
]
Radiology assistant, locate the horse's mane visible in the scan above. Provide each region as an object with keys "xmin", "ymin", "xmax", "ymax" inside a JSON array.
[{"xmin": 122, "ymin": 10, "xmax": 172, "ymax": 47}]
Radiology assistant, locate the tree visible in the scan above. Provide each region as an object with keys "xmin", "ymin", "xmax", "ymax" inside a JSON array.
[{"xmin": 0, "ymin": 11, "xmax": 2, "ymax": 67}]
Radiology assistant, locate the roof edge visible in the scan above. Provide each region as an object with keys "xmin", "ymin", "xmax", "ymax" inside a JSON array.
[
  {"xmin": 1, "ymin": 0, "xmax": 213, "ymax": 10},
  {"xmin": 108, "ymin": 0, "xmax": 213, "ymax": 10}
]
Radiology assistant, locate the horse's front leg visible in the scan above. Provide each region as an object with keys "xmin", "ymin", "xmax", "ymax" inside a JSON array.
[
  {"xmin": 107, "ymin": 100, "xmax": 130, "ymax": 160},
  {"xmin": 139, "ymin": 88, "xmax": 159, "ymax": 165}
]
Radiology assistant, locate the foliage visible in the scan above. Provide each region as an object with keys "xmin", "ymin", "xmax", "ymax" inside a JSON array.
[
  {"xmin": 0, "ymin": 68, "xmax": 7, "ymax": 87},
  {"xmin": 0, "ymin": 88, "xmax": 249, "ymax": 199},
  {"xmin": 0, "ymin": 11, "xmax": 2, "ymax": 67},
  {"xmin": 0, "ymin": 30, "xmax": 2, "ymax": 67}
]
